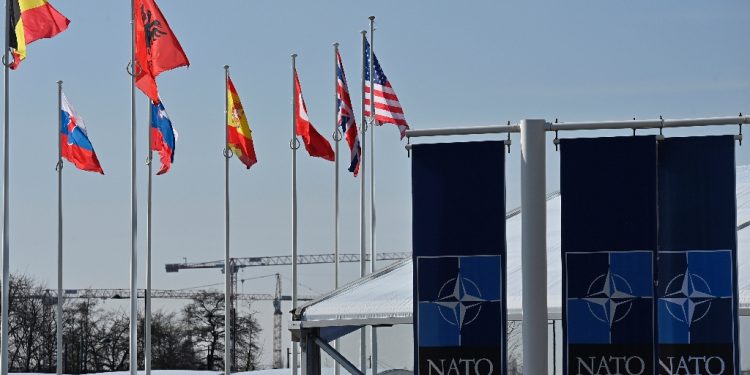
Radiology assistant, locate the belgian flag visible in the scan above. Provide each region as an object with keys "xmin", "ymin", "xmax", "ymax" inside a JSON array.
[{"xmin": 8, "ymin": 0, "xmax": 69, "ymax": 69}]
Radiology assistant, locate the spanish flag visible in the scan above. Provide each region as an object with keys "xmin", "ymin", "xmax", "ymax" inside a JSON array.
[
  {"xmin": 9, "ymin": 0, "xmax": 69, "ymax": 69},
  {"xmin": 227, "ymin": 77, "xmax": 257, "ymax": 169}
]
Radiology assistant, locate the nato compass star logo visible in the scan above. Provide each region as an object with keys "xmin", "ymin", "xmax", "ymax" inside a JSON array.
[
  {"xmin": 661, "ymin": 270, "xmax": 716, "ymax": 326},
  {"xmin": 582, "ymin": 268, "xmax": 636, "ymax": 327},
  {"xmin": 431, "ymin": 270, "xmax": 491, "ymax": 328}
]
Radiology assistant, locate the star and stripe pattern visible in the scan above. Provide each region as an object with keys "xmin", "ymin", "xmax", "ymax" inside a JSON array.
[{"xmin": 363, "ymin": 39, "xmax": 409, "ymax": 139}]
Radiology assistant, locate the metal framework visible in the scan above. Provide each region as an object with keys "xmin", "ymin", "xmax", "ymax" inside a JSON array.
[
  {"xmin": 165, "ymin": 252, "xmax": 411, "ymax": 272},
  {"xmin": 36, "ymin": 288, "xmax": 307, "ymax": 301},
  {"xmin": 398, "ymin": 115, "xmax": 747, "ymax": 375}
]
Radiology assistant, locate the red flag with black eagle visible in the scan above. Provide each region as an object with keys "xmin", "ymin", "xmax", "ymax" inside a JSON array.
[{"xmin": 134, "ymin": 0, "xmax": 189, "ymax": 102}]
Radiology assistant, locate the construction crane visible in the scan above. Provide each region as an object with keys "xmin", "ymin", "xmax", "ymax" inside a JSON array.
[
  {"xmin": 41, "ymin": 288, "xmax": 295, "ymax": 301},
  {"xmin": 165, "ymin": 251, "xmax": 411, "ymax": 369}
]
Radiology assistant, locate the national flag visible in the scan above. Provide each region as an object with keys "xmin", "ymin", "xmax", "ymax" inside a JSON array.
[
  {"xmin": 8, "ymin": 0, "xmax": 70, "ymax": 69},
  {"xmin": 227, "ymin": 77, "xmax": 257, "ymax": 169},
  {"xmin": 150, "ymin": 100, "xmax": 176, "ymax": 175},
  {"xmin": 60, "ymin": 93, "xmax": 103, "ymax": 174},
  {"xmin": 134, "ymin": 0, "xmax": 189, "ymax": 103},
  {"xmin": 336, "ymin": 50, "xmax": 361, "ymax": 176},
  {"xmin": 295, "ymin": 71, "xmax": 334, "ymax": 161},
  {"xmin": 363, "ymin": 39, "xmax": 409, "ymax": 139}
]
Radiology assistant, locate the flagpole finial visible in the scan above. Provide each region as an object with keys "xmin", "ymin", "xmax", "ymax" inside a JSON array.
[
  {"xmin": 292, "ymin": 53, "xmax": 298, "ymax": 58},
  {"xmin": 333, "ymin": 42, "xmax": 339, "ymax": 48},
  {"xmin": 369, "ymin": 16, "xmax": 375, "ymax": 21},
  {"xmin": 223, "ymin": 65, "xmax": 229, "ymax": 70},
  {"xmin": 361, "ymin": 30, "xmax": 367, "ymax": 36},
  {"xmin": 56, "ymin": 80, "xmax": 62, "ymax": 85}
]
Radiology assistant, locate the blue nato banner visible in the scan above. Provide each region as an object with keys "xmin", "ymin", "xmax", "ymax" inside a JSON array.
[
  {"xmin": 411, "ymin": 141, "xmax": 506, "ymax": 375},
  {"xmin": 561, "ymin": 135, "xmax": 739, "ymax": 375},
  {"xmin": 560, "ymin": 136, "xmax": 658, "ymax": 375},
  {"xmin": 657, "ymin": 136, "xmax": 739, "ymax": 375}
]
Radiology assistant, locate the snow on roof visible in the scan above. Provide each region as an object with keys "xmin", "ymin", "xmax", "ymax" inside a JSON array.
[{"xmin": 296, "ymin": 166, "xmax": 750, "ymax": 326}]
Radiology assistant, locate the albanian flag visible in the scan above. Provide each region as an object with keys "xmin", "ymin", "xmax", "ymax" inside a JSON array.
[
  {"xmin": 9, "ymin": 0, "xmax": 70, "ymax": 69},
  {"xmin": 134, "ymin": 0, "xmax": 189, "ymax": 102}
]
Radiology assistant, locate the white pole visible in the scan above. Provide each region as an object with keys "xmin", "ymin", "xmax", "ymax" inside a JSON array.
[
  {"xmin": 368, "ymin": 16, "xmax": 378, "ymax": 375},
  {"xmin": 145, "ymin": 96, "xmax": 153, "ymax": 375},
  {"xmin": 56, "ymin": 80, "xmax": 63, "ymax": 375},
  {"xmin": 129, "ymin": 0, "xmax": 138, "ymax": 373},
  {"xmin": 1, "ymin": 0, "xmax": 9, "ymax": 373},
  {"xmin": 520, "ymin": 119, "xmax": 548, "ymax": 375},
  {"xmin": 332, "ymin": 42, "xmax": 341, "ymax": 375},
  {"xmin": 291, "ymin": 54, "xmax": 299, "ymax": 375},
  {"xmin": 224, "ymin": 65, "xmax": 231, "ymax": 375},
  {"xmin": 359, "ymin": 30, "xmax": 368, "ymax": 374}
]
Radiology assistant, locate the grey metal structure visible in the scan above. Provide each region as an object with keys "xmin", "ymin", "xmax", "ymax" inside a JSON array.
[{"xmin": 292, "ymin": 115, "xmax": 749, "ymax": 375}]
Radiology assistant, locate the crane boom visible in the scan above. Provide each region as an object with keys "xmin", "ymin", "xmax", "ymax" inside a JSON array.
[
  {"xmin": 37, "ymin": 288, "xmax": 314, "ymax": 301},
  {"xmin": 164, "ymin": 251, "xmax": 410, "ymax": 273}
]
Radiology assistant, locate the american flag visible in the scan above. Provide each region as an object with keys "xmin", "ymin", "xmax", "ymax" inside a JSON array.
[
  {"xmin": 364, "ymin": 39, "xmax": 409, "ymax": 139},
  {"xmin": 337, "ymin": 50, "xmax": 361, "ymax": 176}
]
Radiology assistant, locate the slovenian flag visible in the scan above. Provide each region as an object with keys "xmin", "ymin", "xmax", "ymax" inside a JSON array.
[
  {"xmin": 60, "ymin": 93, "xmax": 103, "ymax": 174},
  {"xmin": 150, "ymin": 100, "xmax": 176, "ymax": 175}
]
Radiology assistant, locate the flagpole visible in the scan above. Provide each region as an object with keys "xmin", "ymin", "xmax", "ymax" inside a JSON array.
[
  {"xmin": 224, "ymin": 64, "xmax": 231, "ymax": 375},
  {"xmin": 367, "ymin": 16, "xmax": 378, "ymax": 375},
  {"xmin": 56, "ymin": 80, "xmax": 63, "ymax": 375},
  {"xmin": 291, "ymin": 53, "xmax": 299, "ymax": 375},
  {"xmin": 129, "ymin": 0, "xmax": 139, "ymax": 374},
  {"xmin": 145, "ymin": 96, "xmax": 153, "ymax": 375},
  {"xmin": 1, "ymin": 0, "xmax": 11, "ymax": 372},
  {"xmin": 359, "ymin": 30, "xmax": 368, "ymax": 374},
  {"xmin": 332, "ymin": 42, "xmax": 341, "ymax": 375}
]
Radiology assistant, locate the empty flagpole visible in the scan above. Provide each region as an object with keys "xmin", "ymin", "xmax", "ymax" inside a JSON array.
[
  {"xmin": 368, "ymin": 17, "xmax": 379, "ymax": 375},
  {"xmin": 145, "ymin": 96, "xmax": 153, "ymax": 375},
  {"xmin": 359, "ymin": 30, "xmax": 368, "ymax": 374},
  {"xmin": 129, "ymin": 0, "xmax": 139, "ymax": 374},
  {"xmin": 332, "ymin": 42, "xmax": 341, "ymax": 375},
  {"xmin": 224, "ymin": 64, "xmax": 231, "ymax": 375},
  {"xmin": 56, "ymin": 80, "xmax": 63, "ymax": 375},
  {"xmin": 291, "ymin": 53, "xmax": 299, "ymax": 375},
  {"xmin": 1, "ymin": 0, "xmax": 10, "ymax": 373}
]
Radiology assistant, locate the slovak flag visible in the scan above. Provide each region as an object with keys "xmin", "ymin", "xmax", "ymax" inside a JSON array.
[
  {"xmin": 60, "ymin": 93, "xmax": 103, "ymax": 174},
  {"xmin": 150, "ymin": 100, "xmax": 176, "ymax": 175}
]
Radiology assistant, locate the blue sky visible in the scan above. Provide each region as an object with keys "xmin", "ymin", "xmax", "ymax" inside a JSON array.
[{"xmin": 3, "ymin": 0, "xmax": 750, "ymax": 370}]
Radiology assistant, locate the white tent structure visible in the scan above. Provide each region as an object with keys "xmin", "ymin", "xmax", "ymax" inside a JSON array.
[{"xmin": 291, "ymin": 166, "xmax": 750, "ymax": 374}]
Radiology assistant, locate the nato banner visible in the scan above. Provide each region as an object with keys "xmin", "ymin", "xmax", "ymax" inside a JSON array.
[
  {"xmin": 657, "ymin": 136, "xmax": 739, "ymax": 375},
  {"xmin": 412, "ymin": 141, "xmax": 506, "ymax": 375},
  {"xmin": 560, "ymin": 136, "xmax": 658, "ymax": 375}
]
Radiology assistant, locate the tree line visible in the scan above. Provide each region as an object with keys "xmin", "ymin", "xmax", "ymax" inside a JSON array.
[{"xmin": 3, "ymin": 274, "xmax": 261, "ymax": 373}]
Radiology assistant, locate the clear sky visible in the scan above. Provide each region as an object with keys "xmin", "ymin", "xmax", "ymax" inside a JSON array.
[{"xmin": 3, "ymin": 0, "xmax": 750, "ymax": 371}]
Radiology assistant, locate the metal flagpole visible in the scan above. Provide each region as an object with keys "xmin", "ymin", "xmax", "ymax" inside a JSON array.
[
  {"xmin": 332, "ymin": 43, "xmax": 341, "ymax": 375},
  {"xmin": 291, "ymin": 54, "xmax": 299, "ymax": 375},
  {"xmin": 224, "ymin": 64, "xmax": 231, "ymax": 375},
  {"xmin": 129, "ymin": 0, "xmax": 139, "ymax": 374},
  {"xmin": 56, "ymin": 80, "xmax": 63, "ymax": 375},
  {"xmin": 1, "ymin": 0, "xmax": 11, "ymax": 372},
  {"xmin": 358, "ymin": 30, "xmax": 367, "ymax": 374},
  {"xmin": 367, "ymin": 17, "xmax": 378, "ymax": 375},
  {"xmin": 145, "ymin": 97, "xmax": 153, "ymax": 375}
]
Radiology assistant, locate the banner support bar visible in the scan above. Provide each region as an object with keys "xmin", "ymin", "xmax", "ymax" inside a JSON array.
[{"xmin": 405, "ymin": 115, "xmax": 750, "ymax": 139}]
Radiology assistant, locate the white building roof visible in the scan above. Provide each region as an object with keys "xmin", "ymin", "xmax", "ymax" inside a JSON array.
[{"xmin": 295, "ymin": 166, "xmax": 750, "ymax": 327}]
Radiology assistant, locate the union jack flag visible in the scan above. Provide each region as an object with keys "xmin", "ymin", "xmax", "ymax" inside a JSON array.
[
  {"xmin": 364, "ymin": 39, "xmax": 409, "ymax": 139},
  {"xmin": 337, "ymin": 50, "xmax": 361, "ymax": 176}
]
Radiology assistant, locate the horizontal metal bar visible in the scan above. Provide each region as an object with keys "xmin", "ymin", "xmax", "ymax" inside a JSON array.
[
  {"xmin": 405, "ymin": 124, "xmax": 520, "ymax": 138},
  {"xmin": 405, "ymin": 116, "xmax": 749, "ymax": 139},
  {"xmin": 548, "ymin": 115, "xmax": 750, "ymax": 132},
  {"xmin": 405, "ymin": 139, "xmax": 510, "ymax": 151}
]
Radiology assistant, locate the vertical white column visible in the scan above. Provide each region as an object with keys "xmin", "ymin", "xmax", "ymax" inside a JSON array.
[
  {"xmin": 291, "ymin": 54, "xmax": 299, "ymax": 375},
  {"xmin": 224, "ymin": 65, "xmax": 231, "ymax": 375},
  {"xmin": 520, "ymin": 119, "xmax": 548, "ymax": 375},
  {"xmin": 128, "ymin": 1, "xmax": 138, "ymax": 374}
]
